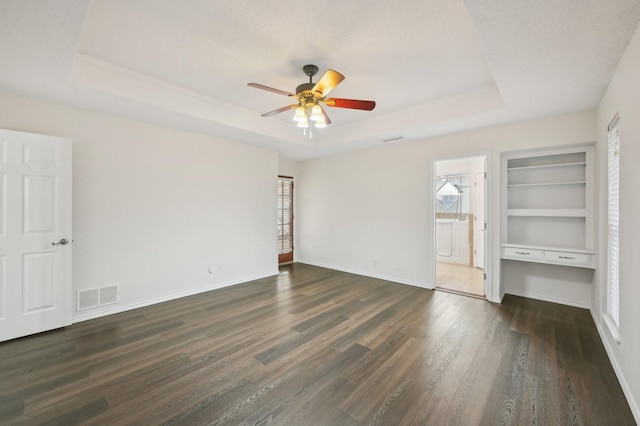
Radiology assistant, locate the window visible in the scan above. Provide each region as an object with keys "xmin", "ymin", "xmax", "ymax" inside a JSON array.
[
  {"xmin": 607, "ymin": 115, "xmax": 620, "ymax": 331},
  {"xmin": 278, "ymin": 176, "xmax": 294, "ymax": 264}
]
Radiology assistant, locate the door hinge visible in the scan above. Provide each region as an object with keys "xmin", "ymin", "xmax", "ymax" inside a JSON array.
[{"xmin": 484, "ymin": 273, "xmax": 487, "ymax": 280}]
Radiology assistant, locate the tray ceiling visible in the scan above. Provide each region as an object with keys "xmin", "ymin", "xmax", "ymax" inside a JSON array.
[{"xmin": 1, "ymin": 0, "xmax": 639, "ymax": 159}]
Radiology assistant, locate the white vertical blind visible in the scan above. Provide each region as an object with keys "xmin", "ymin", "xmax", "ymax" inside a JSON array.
[{"xmin": 607, "ymin": 116, "xmax": 620, "ymax": 327}]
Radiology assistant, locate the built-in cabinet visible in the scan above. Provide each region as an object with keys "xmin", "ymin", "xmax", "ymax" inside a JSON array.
[{"xmin": 501, "ymin": 145, "xmax": 596, "ymax": 269}]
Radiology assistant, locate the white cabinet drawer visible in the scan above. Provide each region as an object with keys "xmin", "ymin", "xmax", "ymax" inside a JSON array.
[
  {"xmin": 503, "ymin": 247, "xmax": 543, "ymax": 261},
  {"xmin": 544, "ymin": 250, "xmax": 590, "ymax": 266},
  {"xmin": 501, "ymin": 245, "xmax": 595, "ymax": 268}
]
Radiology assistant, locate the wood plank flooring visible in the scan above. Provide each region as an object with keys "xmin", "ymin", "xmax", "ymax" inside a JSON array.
[{"xmin": 0, "ymin": 263, "xmax": 635, "ymax": 425}]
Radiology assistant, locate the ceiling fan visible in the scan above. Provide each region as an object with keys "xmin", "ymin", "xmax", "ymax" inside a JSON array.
[{"xmin": 247, "ymin": 64, "xmax": 376, "ymax": 134}]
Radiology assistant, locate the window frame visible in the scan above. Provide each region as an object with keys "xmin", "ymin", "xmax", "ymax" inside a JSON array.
[{"xmin": 605, "ymin": 114, "xmax": 621, "ymax": 344}]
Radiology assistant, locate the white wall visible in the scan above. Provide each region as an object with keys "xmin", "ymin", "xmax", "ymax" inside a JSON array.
[
  {"xmin": 502, "ymin": 261, "xmax": 593, "ymax": 307},
  {"xmin": 297, "ymin": 111, "xmax": 597, "ymax": 303},
  {"xmin": 435, "ymin": 156, "xmax": 484, "ymax": 177},
  {"xmin": 298, "ymin": 144, "xmax": 432, "ymax": 288},
  {"xmin": 0, "ymin": 91, "xmax": 279, "ymax": 321},
  {"xmin": 595, "ymin": 22, "xmax": 640, "ymax": 423},
  {"xmin": 278, "ymin": 158, "xmax": 297, "ymax": 178}
]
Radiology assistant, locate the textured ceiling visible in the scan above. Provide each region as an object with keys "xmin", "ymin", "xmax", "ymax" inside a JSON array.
[{"xmin": 0, "ymin": 0, "xmax": 639, "ymax": 159}]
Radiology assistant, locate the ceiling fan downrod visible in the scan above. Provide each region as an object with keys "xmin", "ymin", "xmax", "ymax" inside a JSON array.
[{"xmin": 302, "ymin": 64, "xmax": 319, "ymax": 83}]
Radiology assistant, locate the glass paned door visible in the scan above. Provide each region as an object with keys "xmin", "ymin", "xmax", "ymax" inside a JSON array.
[{"xmin": 278, "ymin": 177, "xmax": 293, "ymax": 264}]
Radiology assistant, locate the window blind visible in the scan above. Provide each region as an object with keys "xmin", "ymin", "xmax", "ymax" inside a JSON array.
[
  {"xmin": 607, "ymin": 116, "xmax": 620, "ymax": 327},
  {"xmin": 278, "ymin": 177, "xmax": 293, "ymax": 255}
]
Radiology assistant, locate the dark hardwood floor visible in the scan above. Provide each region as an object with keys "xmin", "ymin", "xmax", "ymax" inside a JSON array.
[{"xmin": 0, "ymin": 263, "xmax": 635, "ymax": 425}]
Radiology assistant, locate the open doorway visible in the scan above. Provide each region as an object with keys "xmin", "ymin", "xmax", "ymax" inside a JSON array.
[
  {"xmin": 278, "ymin": 176, "xmax": 294, "ymax": 264},
  {"xmin": 434, "ymin": 156, "xmax": 486, "ymax": 297}
]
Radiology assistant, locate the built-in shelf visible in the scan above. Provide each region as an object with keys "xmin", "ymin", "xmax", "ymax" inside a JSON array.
[
  {"xmin": 506, "ymin": 208, "xmax": 587, "ymax": 217},
  {"xmin": 501, "ymin": 146, "xmax": 595, "ymax": 269},
  {"xmin": 506, "ymin": 161, "xmax": 586, "ymax": 171},
  {"xmin": 507, "ymin": 181, "xmax": 586, "ymax": 188}
]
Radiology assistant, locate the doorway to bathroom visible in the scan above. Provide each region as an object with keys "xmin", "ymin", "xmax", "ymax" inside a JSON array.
[{"xmin": 434, "ymin": 155, "xmax": 486, "ymax": 298}]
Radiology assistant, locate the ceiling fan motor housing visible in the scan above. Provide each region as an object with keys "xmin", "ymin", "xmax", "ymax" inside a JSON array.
[
  {"xmin": 298, "ymin": 64, "xmax": 320, "ymax": 101},
  {"xmin": 296, "ymin": 82, "xmax": 316, "ymax": 97}
]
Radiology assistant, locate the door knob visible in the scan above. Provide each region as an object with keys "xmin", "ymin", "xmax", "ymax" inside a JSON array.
[{"xmin": 52, "ymin": 238, "xmax": 69, "ymax": 246}]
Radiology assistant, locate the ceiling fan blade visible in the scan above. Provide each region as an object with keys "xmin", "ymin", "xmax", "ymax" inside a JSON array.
[
  {"xmin": 324, "ymin": 98, "xmax": 376, "ymax": 111},
  {"xmin": 248, "ymin": 83, "xmax": 295, "ymax": 97},
  {"xmin": 261, "ymin": 104, "xmax": 297, "ymax": 117},
  {"xmin": 312, "ymin": 70, "xmax": 345, "ymax": 97}
]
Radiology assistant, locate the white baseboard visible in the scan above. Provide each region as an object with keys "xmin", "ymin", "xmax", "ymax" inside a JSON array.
[
  {"xmin": 505, "ymin": 289, "xmax": 591, "ymax": 309},
  {"xmin": 72, "ymin": 270, "xmax": 279, "ymax": 323},
  {"xmin": 486, "ymin": 295, "xmax": 502, "ymax": 304},
  {"xmin": 297, "ymin": 259, "xmax": 433, "ymax": 289},
  {"xmin": 590, "ymin": 310, "xmax": 640, "ymax": 425}
]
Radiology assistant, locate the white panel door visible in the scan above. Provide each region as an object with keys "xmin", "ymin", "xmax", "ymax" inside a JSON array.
[
  {"xmin": 0, "ymin": 129, "xmax": 72, "ymax": 342},
  {"xmin": 473, "ymin": 172, "xmax": 485, "ymax": 269}
]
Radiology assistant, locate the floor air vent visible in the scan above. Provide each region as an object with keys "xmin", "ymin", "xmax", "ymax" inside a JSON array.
[{"xmin": 77, "ymin": 285, "xmax": 119, "ymax": 311}]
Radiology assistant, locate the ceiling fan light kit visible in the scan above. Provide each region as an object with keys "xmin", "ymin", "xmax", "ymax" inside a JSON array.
[{"xmin": 248, "ymin": 64, "xmax": 376, "ymax": 137}]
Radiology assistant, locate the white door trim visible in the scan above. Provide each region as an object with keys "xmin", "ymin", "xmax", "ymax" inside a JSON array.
[{"xmin": 431, "ymin": 151, "xmax": 494, "ymax": 301}]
